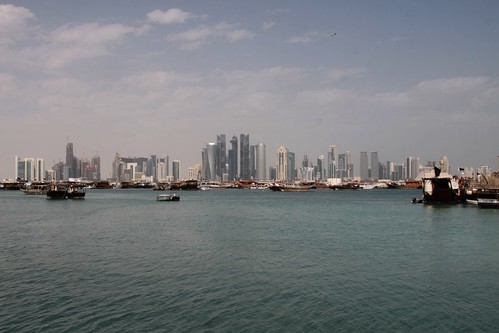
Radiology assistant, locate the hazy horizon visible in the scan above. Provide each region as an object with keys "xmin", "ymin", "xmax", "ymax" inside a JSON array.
[{"xmin": 1, "ymin": 1, "xmax": 498, "ymax": 178}]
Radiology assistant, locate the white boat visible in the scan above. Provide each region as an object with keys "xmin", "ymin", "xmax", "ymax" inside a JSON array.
[{"xmin": 157, "ymin": 194, "xmax": 180, "ymax": 201}]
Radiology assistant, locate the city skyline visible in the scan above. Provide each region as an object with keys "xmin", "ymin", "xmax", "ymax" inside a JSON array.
[
  {"xmin": 11, "ymin": 137, "xmax": 498, "ymax": 182},
  {"xmin": 1, "ymin": 1, "xmax": 498, "ymax": 178}
]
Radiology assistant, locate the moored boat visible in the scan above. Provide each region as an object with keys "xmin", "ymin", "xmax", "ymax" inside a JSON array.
[
  {"xmin": 476, "ymin": 189, "xmax": 499, "ymax": 208},
  {"xmin": 475, "ymin": 172, "xmax": 499, "ymax": 208},
  {"xmin": 46, "ymin": 184, "xmax": 67, "ymax": 199},
  {"xmin": 21, "ymin": 182, "xmax": 50, "ymax": 195},
  {"xmin": 66, "ymin": 185, "xmax": 86, "ymax": 199},
  {"xmin": 157, "ymin": 193, "xmax": 180, "ymax": 201},
  {"xmin": 268, "ymin": 182, "xmax": 315, "ymax": 192},
  {"xmin": 422, "ymin": 166, "xmax": 460, "ymax": 204}
]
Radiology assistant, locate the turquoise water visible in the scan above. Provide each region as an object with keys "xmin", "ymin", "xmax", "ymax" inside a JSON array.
[{"xmin": 1, "ymin": 189, "xmax": 498, "ymax": 332}]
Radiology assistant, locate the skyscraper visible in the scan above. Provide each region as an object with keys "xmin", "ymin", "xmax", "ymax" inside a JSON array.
[
  {"xmin": 250, "ymin": 145, "xmax": 256, "ymax": 179},
  {"xmin": 203, "ymin": 142, "xmax": 217, "ymax": 181},
  {"xmin": 276, "ymin": 145, "xmax": 288, "ymax": 181},
  {"xmin": 217, "ymin": 134, "xmax": 226, "ymax": 180},
  {"xmin": 327, "ymin": 145, "xmax": 337, "ymax": 178},
  {"xmin": 360, "ymin": 152, "xmax": 369, "ymax": 181},
  {"xmin": 345, "ymin": 151, "xmax": 353, "ymax": 179},
  {"xmin": 172, "ymin": 160, "xmax": 180, "ymax": 180},
  {"xmin": 338, "ymin": 153, "xmax": 346, "ymax": 180},
  {"xmin": 66, "ymin": 142, "xmax": 74, "ymax": 179},
  {"xmin": 229, "ymin": 135, "xmax": 238, "ymax": 180},
  {"xmin": 256, "ymin": 142, "xmax": 266, "ymax": 180},
  {"xmin": 36, "ymin": 158, "xmax": 45, "ymax": 181},
  {"xmin": 240, "ymin": 134, "xmax": 250, "ymax": 180},
  {"xmin": 287, "ymin": 151, "xmax": 296, "ymax": 181},
  {"xmin": 405, "ymin": 157, "xmax": 413, "ymax": 179},
  {"xmin": 370, "ymin": 152, "xmax": 379, "ymax": 181},
  {"xmin": 317, "ymin": 155, "xmax": 324, "ymax": 181},
  {"xmin": 15, "ymin": 155, "xmax": 36, "ymax": 181}
]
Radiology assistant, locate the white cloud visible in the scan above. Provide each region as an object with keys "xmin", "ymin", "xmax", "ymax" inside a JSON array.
[
  {"xmin": 37, "ymin": 23, "xmax": 139, "ymax": 69},
  {"xmin": 227, "ymin": 29, "xmax": 255, "ymax": 42},
  {"xmin": 0, "ymin": 4, "xmax": 35, "ymax": 44},
  {"xmin": 167, "ymin": 22, "xmax": 254, "ymax": 47},
  {"xmin": 286, "ymin": 32, "xmax": 319, "ymax": 44},
  {"xmin": 122, "ymin": 71, "xmax": 202, "ymax": 91},
  {"xmin": 147, "ymin": 8, "xmax": 194, "ymax": 24},
  {"xmin": 263, "ymin": 22, "xmax": 275, "ymax": 31},
  {"xmin": 51, "ymin": 23, "xmax": 136, "ymax": 45},
  {"xmin": 327, "ymin": 68, "xmax": 369, "ymax": 81}
]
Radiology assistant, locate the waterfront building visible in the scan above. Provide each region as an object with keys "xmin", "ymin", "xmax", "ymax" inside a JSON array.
[
  {"xmin": 36, "ymin": 158, "xmax": 45, "ymax": 181},
  {"xmin": 250, "ymin": 145, "xmax": 256, "ymax": 179},
  {"xmin": 229, "ymin": 135, "xmax": 238, "ymax": 180},
  {"xmin": 371, "ymin": 152, "xmax": 379, "ymax": 181},
  {"xmin": 276, "ymin": 145, "xmax": 288, "ymax": 181},
  {"xmin": 217, "ymin": 135, "xmax": 227, "ymax": 180},
  {"xmin": 15, "ymin": 156, "xmax": 35, "ymax": 181},
  {"xmin": 346, "ymin": 151, "xmax": 353, "ymax": 179},
  {"xmin": 269, "ymin": 166, "xmax": 276, "ymax": 180},
  {"xmin": 188, "ymin": 164, "xmax": 201, "ymax": 180},
  {"xmin": 317, "ymin": 155, "xmax": 324, "ymax": 181},
  {"xmin": 287, "ymin": 151, "xmax": 296, "ymax": 181},
  {"xmin": 65, "ymin": 142, "xmax": 75, "ymax": 179},
  {"xmin": 256, "ymin": 142, "xmax": 266, "ymax": 181},
  {"xmin": 441, "ymin": 155, "xmax": 449, "ymax": 174},
  {"xmin": 240, "ymin": 134, "xmax": 250, "ymax": 180},
  {"xmin": 202, "ymin": 143, "xmax": 218, "ymax": 181},
  {"xmin": 360, "ymin": 152, "xmax": 369, "ymax": 181},
  {"xmin": 327, "ymin": 145, "xmax": 337, "ymax": 178},
  {"xmin": 172, "ymin": 160, "xmax": 180, "ymax": 180},
  {"xmin": 338, "ymin": 153, "xmax": 346, "ymax": 180},
  {"xmin": 112, "ymin": 154, "xmax": 149, "ymax": 182}
]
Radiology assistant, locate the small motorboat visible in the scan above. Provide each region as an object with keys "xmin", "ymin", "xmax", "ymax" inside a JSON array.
[{"xmin": 157, "ymin": 194, "xmax": 180, "ymax": 202}]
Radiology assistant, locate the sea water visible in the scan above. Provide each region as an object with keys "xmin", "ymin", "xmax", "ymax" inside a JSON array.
[{"xmin": 1, "ymin": 189, "xmax": 498, "ymax": 332}]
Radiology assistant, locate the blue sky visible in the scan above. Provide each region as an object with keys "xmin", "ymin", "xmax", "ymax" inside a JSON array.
[{"xmin": 1, "ymin": 1, "xmax": 498, "ymax": 178}]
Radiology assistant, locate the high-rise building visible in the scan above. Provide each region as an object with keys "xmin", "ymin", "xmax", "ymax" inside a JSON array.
[
  {"xmin": 327, "ymin": 145, "xmax": 337, "ymax": 178},
  {"xmin": 202, "ymin": 142, "xmax": 218, "ymax": 181},
  {"xmin": 217, "ymin": 134, "xmax": 226, "ymax": 180},
  {"xmin": 66, "ymin": 142, "xmax": 75, "ymax": 179},
  {"xmin": 316, "ymin": 155, "xmax": 324, "ymax": 181},
  {"xmin": 255, "ymin": 142, "xmax": 266, "ymax": 180},
  {"xmin": 250, "ymin": 145, "xmax": 256, "ymax": 179},
  {"xmin": 240, "ymin": 134, "xmax": 250, "ymax": 180},
  {"xmin": 15, "ymin": 155, "xmax": 36, "ymax": 181},
  {"xmin": 229, "ymin": 135, "xmax": 238, "ymax": 180},
  {"xmin": 287, "ymin": 151, "xmax": 296, "ymax": 181},
  {"xmin": 371, "ymin": 152, "xmax": 379, "ymax": 181},
  {"xmin": 36, "ymin": 158, "xmax": 45, "ymax": 181},
  {"xmin": 276, "ymin": 145, "xmax": 288, "ymax": 181},
  {"xmin": 172, "ymin": 160, "xmax": 181, "ymax": 180},
  {"xmin": 360, "ymin": 152, "xmax": 369, "ymax": 181},
  {"xmin": 441, "ymin": 155, "xmax": 449, "ymax": 174},
  {"xmin": 406, "ymin": 157, "xmax": 414, "ymax": 180},
  {"xmin": 344, "ymin": 151, "xmax": 352, "ymax": 179},
  {"xmin": 337, "ymin": 153, "xmax": 345, "ymax": 180}
]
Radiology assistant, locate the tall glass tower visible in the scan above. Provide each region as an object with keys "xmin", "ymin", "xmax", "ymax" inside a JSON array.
[
  {"xmin": 328, "ymin": 145, "xmax": 337, "ymax": 178},
  {"xmin": 229, "ymin": 135, "xmax": 238, "ymax": 180},
  {"xmin": 276, "ymin": 145, "xmax": 288, "ymax": 181},
  {"xmin": 66, "ymin": 142, "xmax": 74, "ymax": 178},
  {"xmin": 370, "ymin": 152, "xmax": 379, "ymax": 180},
  {"xmin": 240, "ymin": 134, "xmax": 250, "ymax": 180},
  {"xmin": 256, "ymin": 142, "xmax": 266, "ymax": 180},
  {"xmin": 360, "ymin": 152, "xmax": 369, "ymax": 181}
]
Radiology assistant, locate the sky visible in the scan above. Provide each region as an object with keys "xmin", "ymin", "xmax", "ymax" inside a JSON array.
[{"xmin": 1, "ymin": 0, "xmax": 498, "ymax": 179}]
